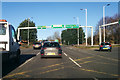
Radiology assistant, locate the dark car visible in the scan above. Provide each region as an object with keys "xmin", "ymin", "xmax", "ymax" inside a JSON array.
[
  {"xmin": 40, "ymin": 41, "xmax": 62, "ymax": 58},
  {"xmin": 99, "ymin": 42, "xmax": 112, "ymax": 52},
  {"xmin": 33, "ymin": 42, "xmax": 42, "ymax": 49}
]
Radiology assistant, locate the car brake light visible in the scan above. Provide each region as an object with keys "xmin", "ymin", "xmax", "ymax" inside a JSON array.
[
  {"xmin": 41, "ymin": 54, "xmax": 44, "ymax": 55},
  {"xmin": 39, "ymin": 44, "xmax": 41, "ymax": 46},
  {"xmin": 109, "ymin": 45, "xmax": 111, "ymax": 47},
  {"xmin": 56, "ymin": 48, "xmax": 61, "ymax": 50},
  {"xmin": 41, "ymin": 48, "xmax": 46, "ymax": 50},
  {"xmin": 100, "ymin": 45, "xmax": 103, "ymax": 47},
  {"xmin": 33, "ymin": 44, "xmax": 35, "ymax": 46},
  {"xmin": 59, "ymin": 54, "xmax": 61, "ymax": 55}
]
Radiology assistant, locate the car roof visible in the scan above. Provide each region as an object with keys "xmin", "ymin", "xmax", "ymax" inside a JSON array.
[
  {"xmin": 33, "ymin": 42, "xmax": 41, "ymax": 44},
  {"xmin": 44, "ymin": 41, "xmax": 59, "ymax": 43},
  {"xmin": 101, "ymin": 42, "xmax": 110, "ymax": 43}
]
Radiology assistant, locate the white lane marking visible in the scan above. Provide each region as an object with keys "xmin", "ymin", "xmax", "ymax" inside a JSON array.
[
  {"xmin": 93, "ymin": 77, "xmax": 98, "ymax": 80},
  {"xmin": 70, "ymin": 48, "xmax": 72, "ymax": 49},
  {"xmin": 37, "ymin": 52, "xmax": 40, "ymax": 55},
  {"xmin": 63, "ymin": 53, "xmax": 67, "ymax": 56},
  {"xmin": 19, "ymin": 57, "xmax": 34, "ymax": 68},
  {"xmin": 69, "ymin": 57, "xmax": 82, "ymax": 68}
]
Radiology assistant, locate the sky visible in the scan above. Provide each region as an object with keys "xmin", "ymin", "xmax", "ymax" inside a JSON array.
[{"xmin": 1, "ymin": 2, "xmax": 119, "ymax": 40}]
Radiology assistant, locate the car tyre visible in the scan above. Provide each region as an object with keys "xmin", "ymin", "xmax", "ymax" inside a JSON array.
[
  {"xmin": 109, "ymin": 49, "xmax": 111, "ymax": 52},
  {"xmin": 15, "ymin": 50, "xmax": 20, "ymax": 64},
  {"xmin": 99, "ymin": 49, "xmax": 101, "ymax": 51}
]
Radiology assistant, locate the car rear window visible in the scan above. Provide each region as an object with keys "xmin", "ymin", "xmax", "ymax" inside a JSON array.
[
  {"xmin": 105, "ymin": 43, "xmax": 111, "ymax": 45},
  {"xmin": 101, "ymin": 43, "xmax": 111, "ymax": 45},
  {"xmin": 34, "ymin": 42, "xmax": 41, "ymax": 44},
  {"xmin": 0, "ymin": 24, "xmax": 6, "ymax": 35},
  {"xmin": 43, "ymin": 42, "xmax": 60, "ymax": 48}
]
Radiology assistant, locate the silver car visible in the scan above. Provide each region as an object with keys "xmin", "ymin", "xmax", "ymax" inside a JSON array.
[{"xmin": 40, "ymin": 41, "xmax": 62, "ymax": 58}]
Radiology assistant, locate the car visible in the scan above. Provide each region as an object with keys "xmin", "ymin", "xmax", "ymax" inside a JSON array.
[
  {"xmin": 40, "ymin": 41, "xmax": 62, "ymax": 58},
  {"xmin": 33, "ymin": 42, "xmax": 42, "ymax": 49},
  {"xmin": 99, "ymin": 42, "xmax": 112, "ymax": 52},
  {"xmin": 41, "ymin": 40, "xmax": 48, "ymax": 46},
  {"xmin": 0, "ymin": 19, "xmax": 21, "ymax": 63}
]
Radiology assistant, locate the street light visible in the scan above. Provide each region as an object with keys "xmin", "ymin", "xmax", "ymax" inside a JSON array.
[
  {"xmin": 27, "ymin": 17, "xmax": 33, "ymax": 46},
  {"xmin": 80, "ymin": 9, "xmax": 87, "ymax": 46},
  {"xmin": 73, "ymin": 17, "xmax": 79, "ymax": 45},
  {"xmin": 103, "ymin": 4, "xmax": 110, "ymax": 42}
]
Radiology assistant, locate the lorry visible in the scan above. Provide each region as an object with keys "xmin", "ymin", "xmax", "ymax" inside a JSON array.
[{"xmin": 0, "ymin": 19, "xmax": 21, "ymax": 63}]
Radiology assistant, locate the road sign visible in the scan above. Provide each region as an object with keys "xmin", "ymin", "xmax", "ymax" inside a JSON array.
[
  {"xmin": 119, "ymin": 20, "xmax": 120, "ymax": 24},
  {"xmin": 51, "ymin": 25, "xmax": 64, "ymax": 28},
  {"xmin": 65, "ymin": 25, "xmax": 79, "ymax": 28},
  {"xmin": 37, "ymin": 26, "xmax": 46, "ymax": 29},
  {"xmin": 55, "ymin": 39, "xmax": 59, "ymax": 42}
]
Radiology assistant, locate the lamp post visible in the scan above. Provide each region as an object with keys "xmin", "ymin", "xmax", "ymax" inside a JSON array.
[
  {"xmin": 27, "ymin": 17, "xmax": 33, "ymax": 46},
  {"xmin": 73, "ymin": 17, "xmax": 79, "ymax": 45},
  {"xmin": 28, "ymin": 18, "xmax": 29, "ymax": 46},
  {"xmin": 80, "ymin": 9, "xmax": 87, "ymax": 46},
  {"xmin": 103, "ymin": 4, "xmax": 110, "ymax": 42}
]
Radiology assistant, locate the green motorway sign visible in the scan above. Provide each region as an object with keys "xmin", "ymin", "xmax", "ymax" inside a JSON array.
[
  {"xmin": 65, "ymin": 25, "xmax": 79, "ymax": 28},
  {"xmin": 51, "ymin": 25, "xmax": 64, "ymax": 28},
  {"xmin": 119, "ymin": 19, "xmax": 120, "ymax": 24},
  {"xmin": 37, "ymin": 26, "xmax": 46, "ymax": 29}
]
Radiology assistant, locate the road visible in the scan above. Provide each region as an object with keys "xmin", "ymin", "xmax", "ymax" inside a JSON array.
[{"xmin": 2, "ymin": 46, "xmax": 119, "ymax": 79}]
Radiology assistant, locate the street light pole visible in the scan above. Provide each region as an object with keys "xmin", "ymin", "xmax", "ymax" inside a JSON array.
[
  {"xmin": 73, "ymin": 17, "xmax": 79, "ymax": 45},
  {"xmin": 28, "ymin": 18, "xmax": 29, "ymax": 46},
  {"xmin": 103, "ymin": 4, "xmax": 110, "ymax": 42},
  {"xmin": 85, "ymin": 9, "xmax": 87, "ymax": 46},
  {"xmin": 77, "ymin": 17, "xmax": 79, "ymax": 45},
  {"xmin": 80, "ymin": 9, "xmax": 87, "ymax": 46}
]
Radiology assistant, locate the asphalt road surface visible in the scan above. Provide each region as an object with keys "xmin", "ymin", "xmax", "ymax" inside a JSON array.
[{"xmin": 2, "ymin": 46, "xmax": 119, "ymax": 80}]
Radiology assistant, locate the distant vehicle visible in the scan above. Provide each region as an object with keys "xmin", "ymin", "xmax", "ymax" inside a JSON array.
[
  {"xmin": 0, "ymin": 19, "xmax": 21, "ymax": 63},
  {"xmin": 33, "ymin": 42, "xmax": 42, "ymax": 49},
  {"xmin": 99, "ymin": 42, "xmax": 112, "ymax": 52},
  {"xmin": 40, "ymin": 41, "xmax": 62, "ymax": 58},
  {"xmin": 41, "ymin": 40, "xmax": 48, "ymax": 46}
]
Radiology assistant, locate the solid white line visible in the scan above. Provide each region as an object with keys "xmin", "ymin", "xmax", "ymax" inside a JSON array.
[
  {"xmin": 93, "ymin": 77, "xmax": 98, "ymax": 80},
  {"xmin": 63, "ymin": 53, "xmax": 67, "ymax": 56},
  {"xmin": 19, "ymin": 57, "xmax": 34, "ymax": 68},
  {"xmin": 69, "ymin": 57, "xmax": 82, "ymax": 68},
  {"xmin": 37, "ymin": 52, "xmax": 40, "ymax": 55}
]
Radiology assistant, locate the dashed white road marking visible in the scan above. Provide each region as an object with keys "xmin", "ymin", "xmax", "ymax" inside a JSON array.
[
  {"xmin": 69, "ymin": 57, "xmax": 82, "ymax": 68},
  {"xmin": 37, "ymin": 52, "xmax": 40, "ymax": 55},
  {"xmin": 63, "ymin": 53, "xmax": 68, "ymax": 56}
]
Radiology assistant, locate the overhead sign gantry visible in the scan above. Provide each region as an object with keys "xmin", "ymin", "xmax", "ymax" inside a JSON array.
[{"xmin": 17, "ymin": 24, "xmax": 93, "ymax": 46}]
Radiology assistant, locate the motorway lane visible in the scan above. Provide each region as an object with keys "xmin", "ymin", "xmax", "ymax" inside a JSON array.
[
  {"xmin": 3, "ymin": 46, "xmax": 119, "ymax": 79},
  {"xmin": 2, "ymin": 48, "xmax": 38, "ymax": 77},
  {"xmin": 3, "ymin": 48, "xmax": 92, "ymax": 78},
  {"xmin": 62, "ymin": 46, "xmax": 119, "ymax": 78}
]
